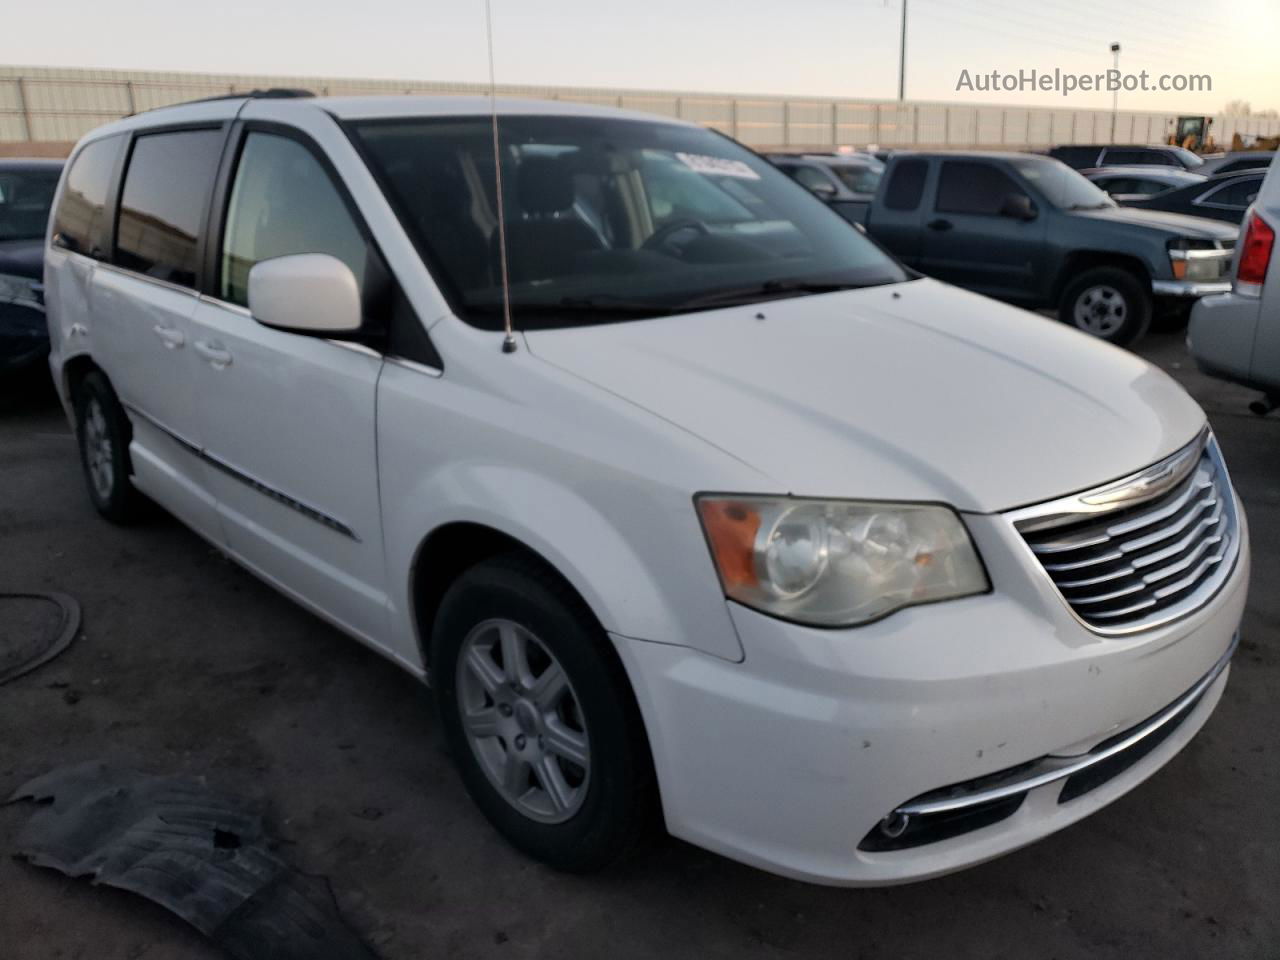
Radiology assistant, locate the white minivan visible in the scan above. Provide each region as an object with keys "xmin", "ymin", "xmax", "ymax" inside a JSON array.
[{"xmin": 45, "ymin": 92, "xmax": 1249, "ymax": 886}]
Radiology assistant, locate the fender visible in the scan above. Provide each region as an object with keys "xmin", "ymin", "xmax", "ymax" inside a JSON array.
[{"xmin": 382, "ymin": 460, "xmax": 746, "ymax": 671}]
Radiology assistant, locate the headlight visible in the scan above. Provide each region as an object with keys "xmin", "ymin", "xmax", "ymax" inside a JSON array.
[
  {"xmin": 696, "ymin": 495, "xmax": 989, "ymax": 627},
  {"xmin": 1168, "ymin": 239, "xmax": 1229, "ymax": 282}
]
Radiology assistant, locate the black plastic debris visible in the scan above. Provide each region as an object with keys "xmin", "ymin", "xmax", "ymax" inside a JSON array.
[
  {"xmin": 0, "ymin": 591, "xmax": 80, "ymax": 685},
  {"xmin": 8, "ymin": 763, "xmax": 377, "ymax": 960}
]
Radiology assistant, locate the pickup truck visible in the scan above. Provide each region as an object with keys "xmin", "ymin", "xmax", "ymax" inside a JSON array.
[{"xmin": 795, "ymin": 151, "xmax": 1239, "ymax": 345}]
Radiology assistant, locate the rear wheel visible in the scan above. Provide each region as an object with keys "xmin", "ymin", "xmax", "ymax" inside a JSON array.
[
  {"xmin": 74, "ymin": 371, "xmax": 146, "ymax": 524},
  {"xmin": 431, "ymin": 553, "xmax": 654, "ymax": 872},
  {"xmin": 1058, "ymin": 266, "xmax": 1151, "ymax": 346}
]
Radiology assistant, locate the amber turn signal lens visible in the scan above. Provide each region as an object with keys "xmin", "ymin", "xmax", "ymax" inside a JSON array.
[
  {"xmin": 1171, "ymin": 259, "xmax": 1188, "ymax": 280},
  {"xmin": 697, "ymin": 499, "xmax": 761, "ymax": 588}
]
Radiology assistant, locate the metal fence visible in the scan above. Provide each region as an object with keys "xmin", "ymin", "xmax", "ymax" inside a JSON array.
[{"xmin": 3, "ymin": 65, "xmax": 1278, "ymax": 153}]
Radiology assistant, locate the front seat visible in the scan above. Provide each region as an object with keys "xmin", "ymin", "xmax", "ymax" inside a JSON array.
[{"xmin": 499, "ymin": 156, "xmax": 604, "ymax": 284}]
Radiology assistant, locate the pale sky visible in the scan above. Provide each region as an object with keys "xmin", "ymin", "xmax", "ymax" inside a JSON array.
[{"xmin": 5, "ymin": 0, "xmax": 1277, "ymax": 114}]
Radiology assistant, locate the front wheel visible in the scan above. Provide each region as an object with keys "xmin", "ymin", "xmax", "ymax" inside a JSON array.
[
  {"xmin": 1058, "ymin": 266, "xmax": 1151, "ymax": 347},
  {"xmin": 431, "ymin": 553, "xmax": 655, "ymax": 872}
]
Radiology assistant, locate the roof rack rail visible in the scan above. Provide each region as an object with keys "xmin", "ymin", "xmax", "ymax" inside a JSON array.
[{"xmin": 138, "ymin": 88, "xmax": 315, "ymax": 114}]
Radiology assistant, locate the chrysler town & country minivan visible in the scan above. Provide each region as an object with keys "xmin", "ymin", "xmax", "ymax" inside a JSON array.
[{"xmin": 44, "ymin": 92, "xmax": 1249, "ymax": 885}]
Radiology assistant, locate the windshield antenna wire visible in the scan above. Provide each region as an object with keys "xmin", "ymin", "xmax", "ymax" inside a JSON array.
[{"xmin": 485, "ymin": 0, "xmax": 517, "ymax": 354}]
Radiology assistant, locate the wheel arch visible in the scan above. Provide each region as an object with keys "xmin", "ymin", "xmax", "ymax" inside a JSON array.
[{"xmin": 1052, "ymin": 251, "xmax": 1152, "ymax": 304}]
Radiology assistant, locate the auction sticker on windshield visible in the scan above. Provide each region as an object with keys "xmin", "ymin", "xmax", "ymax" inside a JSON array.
[{"xmin": 676, "ymin": 152, "xmax": 760, "ymax": 180}]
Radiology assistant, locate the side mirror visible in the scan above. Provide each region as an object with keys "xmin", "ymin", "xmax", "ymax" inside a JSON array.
[
  {"xmin": 248, "ymin": 254, "xmax": 362, "ymax": 335},
  {"xmin": 1000, "ymin": 193, "xmax": 1037, "ymax": 221},
  {"xmin": 809, "ymin": 180, "xmax": 839, "ymax": 200}
]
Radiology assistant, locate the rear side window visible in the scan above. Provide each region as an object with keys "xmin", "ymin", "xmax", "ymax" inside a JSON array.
[
  {"xmin": 115, "ymin": 129, "xmax": 223, "ymax": 288},
  {"xmin": 883, "ymin": 159, "xmax": 928, "ymax": 211},
  {"xmin": 219, "ymin": 132, "xmax": 370, "ymax": 308},
  {"xmin": 1203, "ymin": 179, "xmax": 1261, "ymax": 208},
  {"xmin": 936, "ymin": 161, "xmax": 1025, "ymax": 216},
  {"xmin": 52, "ymin": 136, "xmax": 124, "ymax": 258}
]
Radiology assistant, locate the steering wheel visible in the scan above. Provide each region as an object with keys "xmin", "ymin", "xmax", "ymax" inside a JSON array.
[{"xmin": 642, "ymin": 218, "xmax": 712, "ymax": 256}]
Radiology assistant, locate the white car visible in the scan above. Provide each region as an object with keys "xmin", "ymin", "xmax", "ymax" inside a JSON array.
[
  {"xmin": 1189, "ymin": 158, "xmax": 1279, "ymax": 415},
  {"xmin": 45, "ymin": 93, "xmax": 1249, "ymax": 886}
]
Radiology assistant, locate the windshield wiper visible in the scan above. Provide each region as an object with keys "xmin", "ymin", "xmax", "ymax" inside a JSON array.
[
  {"xmin": 674, "ymin": 279, "xmax": 872, "ymax": 310},
  {"xmin": 468, "ymin": 296, "xmax": 678, "ymax": 319}
]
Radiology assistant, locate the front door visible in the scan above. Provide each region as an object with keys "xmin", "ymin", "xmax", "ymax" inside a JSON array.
[
  {"xmin": 919, "ymin": 159, "xmax": 1047, "ymax": 302},
  {"xmin": 189, "ymin": 127, "xmax": 390, "ymax": 645}
]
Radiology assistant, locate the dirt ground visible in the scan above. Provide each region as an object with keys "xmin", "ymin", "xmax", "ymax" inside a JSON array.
[{"xmin": 1, "ymin": 328, "xmax": 1277, "ymax": 960}]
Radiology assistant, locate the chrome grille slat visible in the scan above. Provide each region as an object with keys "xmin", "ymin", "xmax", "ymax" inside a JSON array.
[
  {"xmin": 1042, "ymin": 550, "xmax": 1125, "ymax": 573},
  {"xmin": 1011, "ymin": 434, "xmax": 1240, "ymax": 632},
  {"xmin": 1115, "ymin": 488, "xmax": 1216, "ymax": 553},
  {"xmin": 1105, "ymin": 473, "xmax": 1213, "ymax": 538},
  {"xmin": 1128, "ymin": 504, "xmax": 1223, "ymax": 570}
]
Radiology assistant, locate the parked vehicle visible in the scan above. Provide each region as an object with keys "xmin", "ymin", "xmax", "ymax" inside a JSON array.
[
  {"xmin": 768, "ymin": 153, "xmax": 883, "ymax": 224},
  {"xmin": 1083, "ymin": 165, "xmax": 1205, "ymax": 202},
  {"xmin": 1, "ymin": 158, "xmax": 62, "ymax": 376},
  {"xmin": 46, "ymin": 94, "xmax": 1249, "ymax": 887},
  {"xmin": 1198, "ymin": 151, "xmax": 1276, "ymax": 177},
  {"xmin": 1049, "ymin": 144, "xmax": 1205, "ymax": 171},
  {"xmin": 835, "ymin": 151, "xmax": 1236, "ymax": 345},
  {"xmin": 1189, "ymin": 162, "xmax": 1279, "ymax": 413},
  {"xmin": 1125, "ymin": 170, "xmax": 1266, "ymax": 224}
]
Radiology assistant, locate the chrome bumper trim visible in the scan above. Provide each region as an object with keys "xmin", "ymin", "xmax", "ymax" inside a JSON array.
[
  {"xmin": 896, "ymin": 634, "xmax": 1237, "ymax": 817},
  {"xmin": 1153, "ymin": 280, "xmax": 1233, "ymax": 297}
]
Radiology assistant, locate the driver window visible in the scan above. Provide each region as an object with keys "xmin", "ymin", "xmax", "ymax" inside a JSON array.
[{"xmin": 936, "ymin": 161, "xmax": 1026, "ymax": 216}]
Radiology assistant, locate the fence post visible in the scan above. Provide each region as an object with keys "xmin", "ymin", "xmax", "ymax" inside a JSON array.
[
  {"xmin": 831, "ymin": 102, "xmax": 838, "ymax": 147},
  {"xmin": 125, "ymin": 80, "xmax": 137, "ymax": 115},
  {"xmin": 15, "ymin": 76, "xmax": 33, "ymax": 141}
]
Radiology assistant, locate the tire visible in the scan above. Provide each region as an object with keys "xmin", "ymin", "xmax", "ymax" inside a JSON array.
[
  {"xmin": 73, "ymin": 371, "xmax": 147, "ymax": 524},
  {"xmin": 431, "ymin": 552, "xmax": 655, "ymax": 872},
  {"xmin": 1057, "ymin": 266, "xmax": 1152, "ymax": 347}
]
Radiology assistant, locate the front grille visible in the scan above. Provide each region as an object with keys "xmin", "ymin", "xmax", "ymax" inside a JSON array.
[{"xmin": 1014, "ymin": 435, "xmax": 1239, "ymax": 632}]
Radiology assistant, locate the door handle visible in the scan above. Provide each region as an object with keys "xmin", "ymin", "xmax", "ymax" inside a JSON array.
[
  {"xmin": 194, "ymin": 339, "xmax": 233, "ymax": 369},
  {"xmin": 152, "ymin": 324, "xmax": 185, "ymax": 349},
  {"xmin": 927, "ymin": 218, "xmax": 954, "ymax": 231}
]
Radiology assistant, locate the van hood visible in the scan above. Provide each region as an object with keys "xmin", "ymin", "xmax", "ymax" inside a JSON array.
[
  {"xmin": 525, "ymin": 278, "xmax": 1205, "ymax": 513},
  {"xmin": 1070, "ymin": 205, "xmax": 1238, "ymax": 241}
]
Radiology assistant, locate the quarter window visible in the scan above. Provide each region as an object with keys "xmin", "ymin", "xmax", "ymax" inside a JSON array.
[
  {"xmin": 883, "ymin": 159, "xmax": 928, "ymax": 211},
  {"xmin": 220, "ymin": 132, "xmax": 369, "ymax": 308},
  {"xmin": 1202, "ymin": 179, "xmax": 1261, "ymax": 209},
  {"xmin": 936, "ymin": 161, "xmax": 1026, "ymax": 216},
  {"xmin": 115, "ymin": 129, "xmax": 223, "ymax": 287},
  {"xmin": 51, "ymin": 136, "xmax": 124, "ymax": 258}
]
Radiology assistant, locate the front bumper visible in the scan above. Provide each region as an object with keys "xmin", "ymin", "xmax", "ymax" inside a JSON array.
[
  {"xmin": 613, "ymin": 502, "xmax": 1249, "ymax": 886},
  {"xmin": 1153, "ymin": 279, "xmax": 1233, "ymax": 297}
]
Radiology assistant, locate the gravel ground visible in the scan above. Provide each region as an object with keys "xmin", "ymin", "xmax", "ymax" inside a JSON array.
[{"xmin": 1, "ymin": 327, "xmax": 1276, "ymax": 960}]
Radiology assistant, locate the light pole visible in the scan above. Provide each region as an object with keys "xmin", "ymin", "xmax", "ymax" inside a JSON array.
[
  {"xmin": 898, "ymin": 0, "xmax": 908, "ymax": 101},
  {"xmin": 1110, "ymin": 42, "xmax": 1121, "ymax": 142}
]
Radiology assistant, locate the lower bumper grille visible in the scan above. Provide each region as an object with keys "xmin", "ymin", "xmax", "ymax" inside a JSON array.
[{"xmin": 859, "ymin": 636, "xmax": 1235, "ymax": 852}]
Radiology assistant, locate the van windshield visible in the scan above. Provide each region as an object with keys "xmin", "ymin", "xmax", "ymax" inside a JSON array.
[{"xmin": 350, "ymin": 115, "xmax": 909, "ymax": 330}]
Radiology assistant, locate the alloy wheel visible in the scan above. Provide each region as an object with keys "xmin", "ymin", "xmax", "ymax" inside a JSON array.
[
  {"xmin": 455, "ymin": 618, "xmax": 591, "ymax": 823},
  {"xmin": 82, "ymin": 397, "xmax": 115, "ymax": 500}
]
